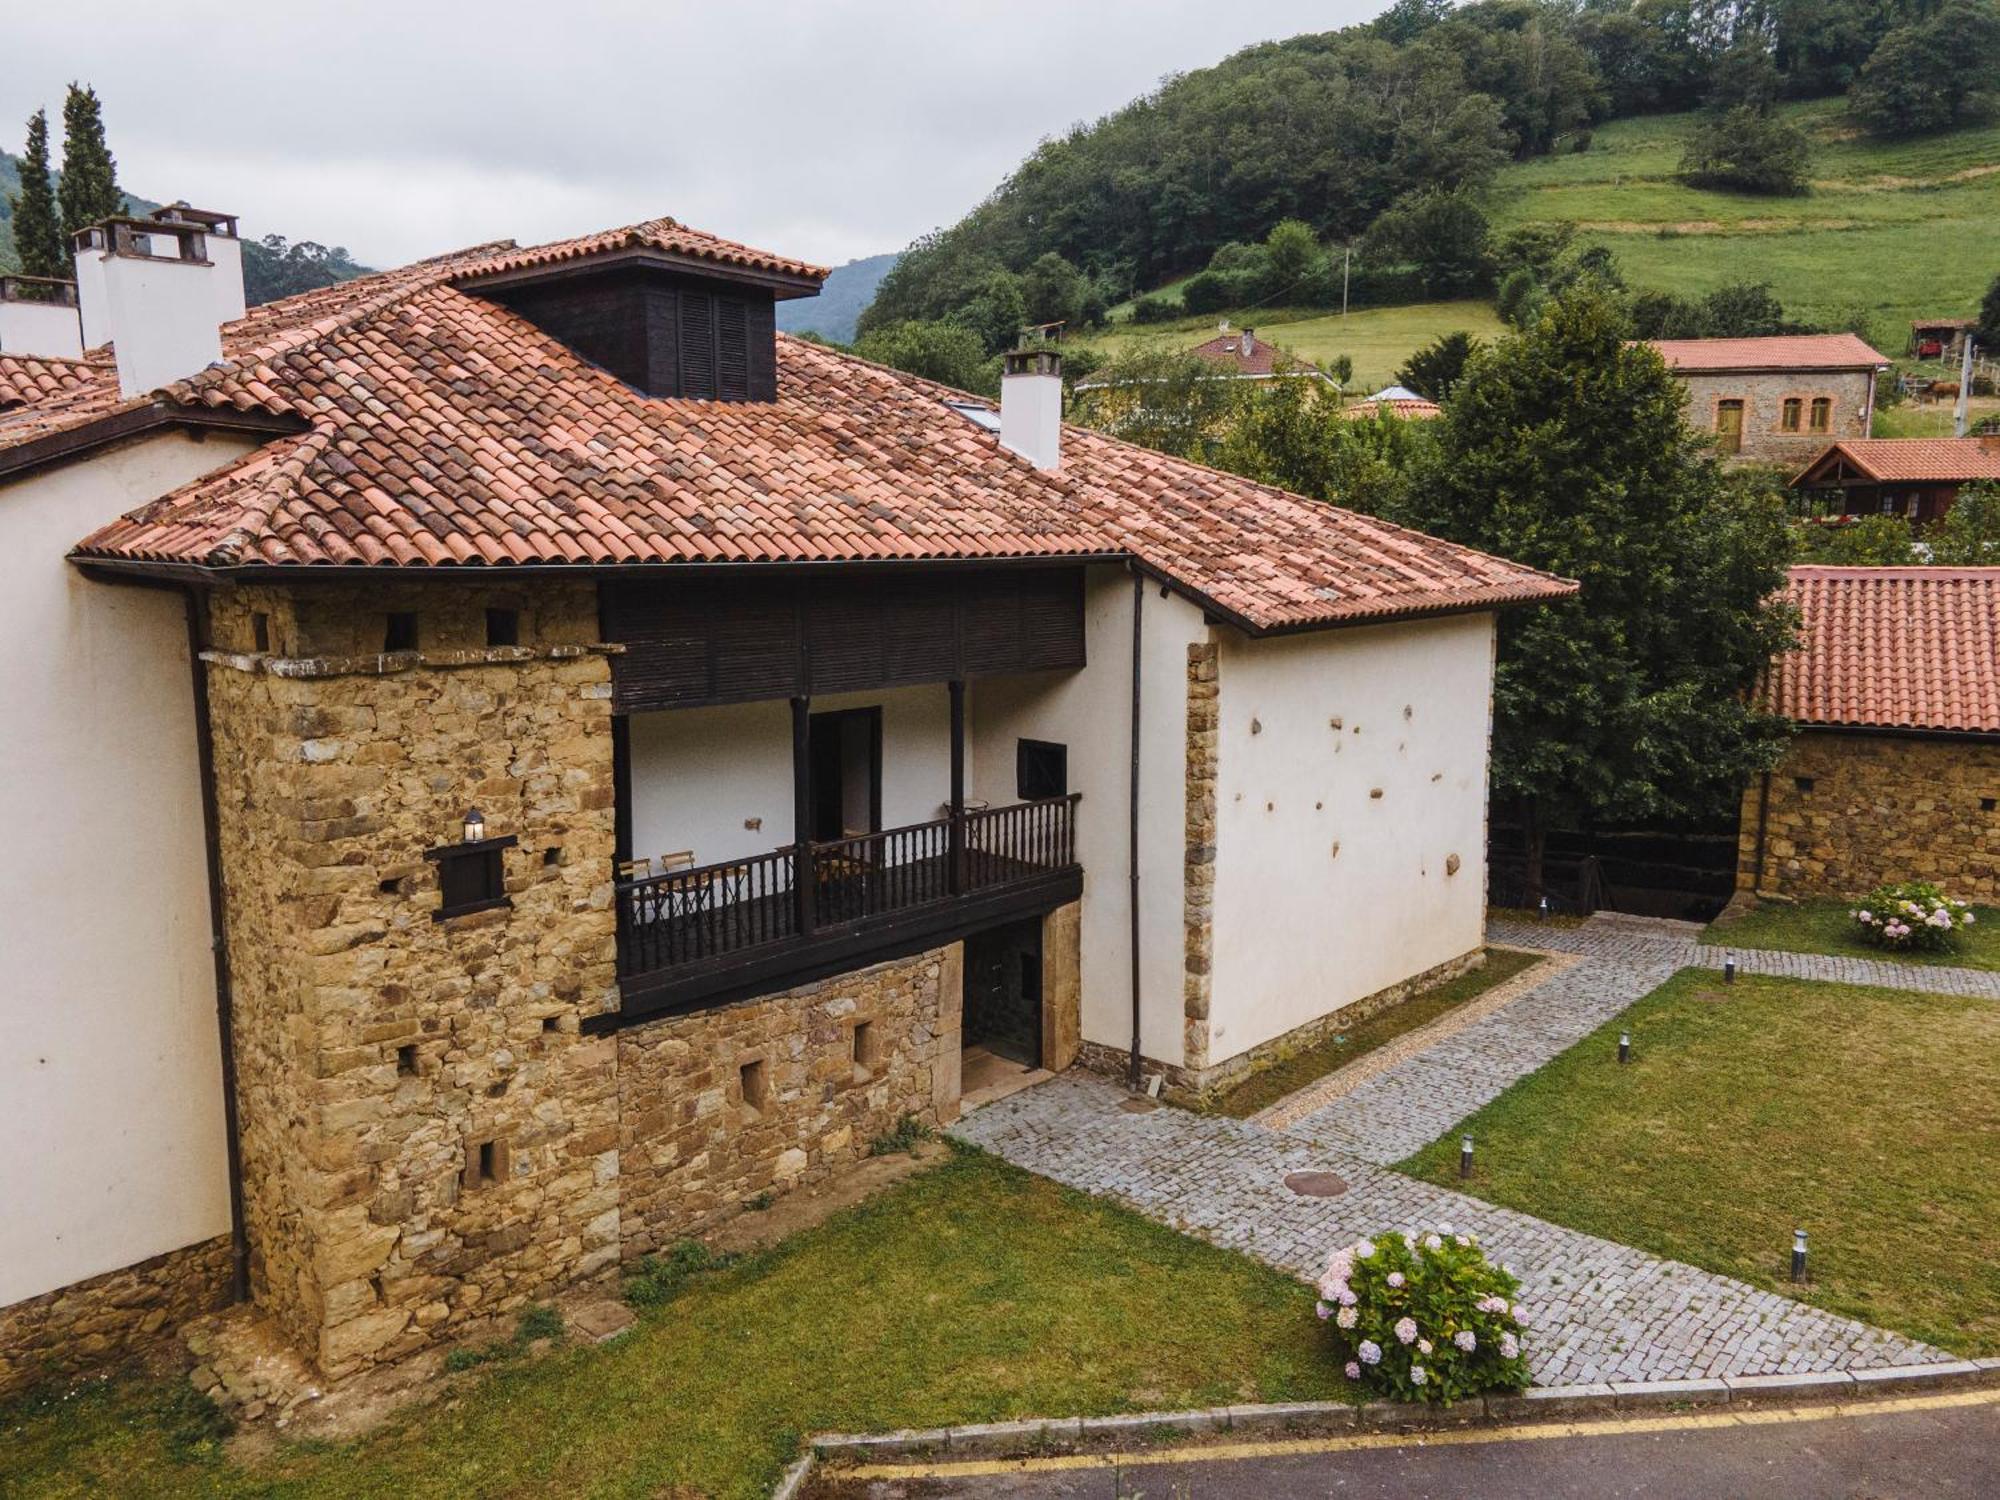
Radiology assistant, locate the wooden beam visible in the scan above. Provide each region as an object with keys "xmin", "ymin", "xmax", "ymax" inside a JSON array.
[
  {"xmin": 791, "ymin": 694, "xmax": 814, "ymax": 937},
  {"xmin": 948, "ymin": 678, "xmax": 966, "ymax": 896}
]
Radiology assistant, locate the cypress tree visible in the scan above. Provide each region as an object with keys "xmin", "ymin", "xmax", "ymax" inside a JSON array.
[
  {"xmin": 9, "ymin": 108, "xmax": 66, "ymax": 280},
  {"xmin": 56, "ymin": 82, "xmax": 122, "ymax": 243}
]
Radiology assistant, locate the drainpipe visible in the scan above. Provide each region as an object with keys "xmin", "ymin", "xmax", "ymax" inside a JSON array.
[
  {"xmin": 184, "ymin": 588, "xmax": 249, "ymax": 1303},
  {"xmin": 1128, "ymin": 566, "xmax": 1144, "ymax": 1089},
  {"xmin": 1751, "ymin": 770, "xmax": 1773, "ymax": 895}
]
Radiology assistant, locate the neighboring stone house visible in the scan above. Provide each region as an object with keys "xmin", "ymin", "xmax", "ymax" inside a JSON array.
[
  {"xmin": 1739, "ymin": 566, "xmax": 2000, "ymax": 900},
  {"xmin": 0, "ymin": 208, "xmax": 1572, "ymax": 1393},
  {"xmin": 1792, "ymin": 436, "xmax": 2000, "ymax": 524},
  {"xmin": 1650, "ymin": 334, "xmax": 1889, "ymax": 465}
]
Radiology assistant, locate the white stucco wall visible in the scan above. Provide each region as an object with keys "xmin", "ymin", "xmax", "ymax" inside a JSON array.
[
  {"xmin": 970, "ymin": 566, "xmax": 1205, "ymax": 1068},
  {"xmin": 0, "ymin": 432, "xmax": 256, "ymax": 1307},
  {"xmin": 1205, "ymin": 612, "xmax": 1496, "ymax": 1066},
  {"xmin": 627, "ymin": 683, "xmax": 960, "ymax": 869}
]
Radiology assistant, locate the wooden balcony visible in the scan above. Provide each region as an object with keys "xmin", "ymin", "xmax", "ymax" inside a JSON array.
[{"xmin": 602, "ymin": 794, "xmax": 1082, "ymax": 1024}]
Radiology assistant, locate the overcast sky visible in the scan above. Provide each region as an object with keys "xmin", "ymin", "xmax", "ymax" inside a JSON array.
[{"xmin": 4, "ymin": 2, "xmax": 1380, "ymax": 271}]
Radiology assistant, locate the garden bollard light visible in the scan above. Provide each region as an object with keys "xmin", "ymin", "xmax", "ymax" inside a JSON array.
[
  {"xmin": 1460, "ymin": 1136, "xmax": 1474, "ymax": 1179},
  {"xmin": 1724, "ymin": 958, "xmax": 1737, "ymax": 984},
  {"xmin": 1791, "ymin": 1228, "xmax": 1808, "ymax": 1283},
  {"xmin": 1618, "ymin": 1031, "xmax": 1631, "ymax": 1064},
  {"xmin": 1538, "ymin": 896, "xmax": 1550, "ymax": 922}
]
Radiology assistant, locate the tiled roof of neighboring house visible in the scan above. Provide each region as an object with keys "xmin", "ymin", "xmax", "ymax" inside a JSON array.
[
  {"xmin": 1187, "ymin": 329, "xmax": 1296, "ymax": 378},
  {"xmin": 1763, "ymin": 566, "xmax": 2000, "ymax": 733},
  {"xmin": 1794, "ymin": 438, "xmax": 2000, "ymax": 486},
  {"xmin": 14, "ymin": 215, "xmax": 1574, "ymax": 633},
  {"xmin": 1343, "ymin": 390, "xmax": 1443, "ymax": 421},
  {"xmin": 1648, "ymin": 333, "xmax": 1890, "ymax": 373}
]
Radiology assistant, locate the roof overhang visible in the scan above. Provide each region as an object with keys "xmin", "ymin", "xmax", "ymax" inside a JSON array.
[
  {"xmin": 455, "ymin": 246, "xmax": 825, "ymax": 301},
  {"xmin": 0, "ymin": 402, "xmax": 308, "ymax": 488}
]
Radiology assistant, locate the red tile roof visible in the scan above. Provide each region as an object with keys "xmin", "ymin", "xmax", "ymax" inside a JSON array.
[
  {"xmin": 1763, "ymin": 566, "xmax": 2000, "ymax": 733},
  {"xmin": 10, "ymin": 216, "xmax": 1572, "ymax": 633},
  {"xmin": 1795, "ymin": 438, "xmax": 2000, "ymax": 486},
  {"xmin": 1186, "ymin": 330, "xmax": 1302, "ymax": 378},
  {"xmin": 1342, "ymin": 396, "xmax": 1442, "ymax": 421},
  {"xmin": 1649, "ymin": 334, "xmax": 1889, "ymax": 373}
]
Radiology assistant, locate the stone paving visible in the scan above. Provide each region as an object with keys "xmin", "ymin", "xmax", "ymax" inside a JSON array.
[{"xmin": 953, "ymin": 913, "xmax": 1964, "ymax": 1387}]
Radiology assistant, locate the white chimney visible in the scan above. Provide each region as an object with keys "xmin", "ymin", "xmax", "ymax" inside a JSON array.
[
  {"xmin": 152, "ymin": 204, "xmax": 248, "ymax": 326},
  {"xmin": 72, "ymin": 215, "xmax": 238, "ymax": 397},
  {"xmin": 0, "ymin": 276, "xmax": 84, "ymax": 359},
  {"xmin": 1240, "ymin": 328, "xmax": 1255, "ymax": 358},
  {"xmin": 1000, "ymin": 348, "xmax": 1063, "ymax": 471}
]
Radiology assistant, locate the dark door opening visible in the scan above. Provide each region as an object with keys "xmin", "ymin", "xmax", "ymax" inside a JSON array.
[
  {"xmin": 965, "ymin": 918, "xmax": 1043, "ymax": 1069},
  {"xmin": 808, "ymin": 707, "xmax": 881, "ymax": 842}
]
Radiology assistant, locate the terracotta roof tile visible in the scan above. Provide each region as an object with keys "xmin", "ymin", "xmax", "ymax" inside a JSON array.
[
  {"xmin": 1762, "ymin": 565, "xmax": 2000, "ymax": 733},
  {"xmin": 1797, "ymin": 438, "xmax": 2000, "ymax": 485},
  {"xmin": 1342, "ymin": 396, "xmax": 1442, "ymax": 421},
  {"xmin": 18, "ymin": 215, "xmax": 1569, "ymax": 632},
  {"xmin": 1648, "ymin": 334, "xmax": 1889, "ymax": 372}
]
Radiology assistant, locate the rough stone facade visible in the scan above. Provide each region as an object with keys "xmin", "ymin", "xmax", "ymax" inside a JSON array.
[
  {"xmin": 1676, "ymin": 367, "xmax": 1873, "ymax": 467},
  {"xmin": 1739, "ymin": 731, "xmax": 2000, "ymax": 899},
  {"xmin": 1040, "ymin": 901, "xmax": 1082, "ymax": 1073},
  {"xmin": 0, "ymin": 1235, "xmax": 232, "ymax": 1398},
  {"xmin": 203, "ymin": 579, "xmax": 624, "ymax": 1379},
  {"xmin": 618, "ymin": 946, "xmax": 962, "ymax": 1261},
  {"xmin": 1183, "ymin": 641, "xmax": 1220, "ymax": 1072}
]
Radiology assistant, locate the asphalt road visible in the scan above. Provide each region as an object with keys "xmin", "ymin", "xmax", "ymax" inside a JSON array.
[{"xmin": 819, "ymin": 1391, "xmax": 2000, "ymax": 1499}]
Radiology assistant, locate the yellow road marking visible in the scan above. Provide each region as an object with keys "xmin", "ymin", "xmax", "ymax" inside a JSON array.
[{"xmin": 838, "ymin": 1387, "xmax": 2000, "ymax": 1481}]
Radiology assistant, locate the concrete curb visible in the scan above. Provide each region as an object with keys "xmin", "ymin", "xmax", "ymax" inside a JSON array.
[{"xmin": 801, "ymin": 1358, "xmax": 2000, "ymax": 1475}]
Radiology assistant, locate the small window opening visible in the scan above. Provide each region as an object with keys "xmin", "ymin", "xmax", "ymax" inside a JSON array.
[
  {"xmin": 1982, "ymin": 797, "xmax": 1996, "ymax": 813},
  {"xmin": 542, "ymin": 846, "xmax": 562, "ymax": 867},
  {"xmin": 485, "ymin": 607, "xmax": 520, "ymax": 647},
  {"xmin": 464, "ymin": 1137, "xmax": 509, "ymax": 1190},
  {"xmin": 487, "ymin": 1079, "xmax": 509, "ymax": 1099},
  {"xmin": 384, "ymin": 611, "xmax": 419, "ymax": 653},
  {"xmin": 379, "ymin": 876, "xmax": 403, "ymax": 895},
  {"xmin": 251, "ymin": 612, "xmax": 271, "ymax": 653},
  {"xmin": 739, "ymin": 1058, "xmax": 769, "ymax": 1120},
  {"xmin": 852, "ymin": 1021, "xmax": 879, "ymax": 1083},
  {"xmin": 543, "ymin": 1015, "xmax": 562, "ymax": 1034},
  {"xmin": 396, "ymin": 1044, "xmax": 417, "ymax": 1076},
  {"xmin": 1017, "ymin": 739, "xmax": 1069, "ymax": 801},
  {"xmin": 1780, "ymin": 398, "xmax": 1802, "ymax": 433},
  {"xmin": 1794, "ymin": 776, "xmax": 1816, "ymax": 793},
  {"xmin": 1809, "ymin": 397, "xmax": 1833, "ymax": 433}
]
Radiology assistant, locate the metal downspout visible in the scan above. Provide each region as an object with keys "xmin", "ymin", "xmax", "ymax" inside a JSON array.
[{"xmin": 1129, "ymin": 566, "xmax": 1144, "ymax": 1089}]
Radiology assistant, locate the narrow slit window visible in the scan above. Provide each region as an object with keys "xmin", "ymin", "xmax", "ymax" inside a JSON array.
[
  {"xmin": 852, "ymin": 1021, "xmax": 879, "ymax": 1082},
  {"xmin": 251, "ymin": 612, "xmax": 271, "ymax": 653},
  {"xmin": 384, "ymin": 611, "xmax": 419, "ymax": 653},
  {"xmin": 464, "ymin": 1137, "xmax": 509, "ymax": 1190},
  {"xmin": 739, "ymin": 1058, "xmax": 769, "ymax": 1119},
  {"xmin": 396, "ymin": 1044, "xmax": 417, "ymax": 1076}
]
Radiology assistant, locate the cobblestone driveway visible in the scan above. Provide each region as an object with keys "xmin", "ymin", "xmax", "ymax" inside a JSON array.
[{"xmin": 952, "ymin": 917, "xmax": 1962, "ymax": 1387}]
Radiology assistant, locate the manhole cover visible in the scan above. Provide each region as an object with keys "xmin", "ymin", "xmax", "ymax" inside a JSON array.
[
  {"xmin": 1119, "ymin": 1096, "xmax": 1160, "ymax": 1114},
  {"xmin": 1284, "ymin": 1170, "xmax": 1349, "ymax": 1197}
]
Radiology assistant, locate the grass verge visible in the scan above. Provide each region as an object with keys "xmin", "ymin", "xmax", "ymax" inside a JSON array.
[
  {"xmin": 1, "ymin": 1149, "xmax": 1346, "ymax": 1500},
  {"xmin": 1399, "ymin": 969, "xmax": 2000, "ymax": 1356},
  {"xmin": 1210, "ymin": 949, "xmax": 1543, "ymax": 1119},
  {"xmin": 1706, "ymin": 898, "xmax": 2000, "ymax": 971}
]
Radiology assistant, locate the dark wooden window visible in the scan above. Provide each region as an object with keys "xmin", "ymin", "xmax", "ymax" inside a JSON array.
[
  {"xmin": 486, "ymin": 607, "xmax": 520, "ymax": 647},
  {"xmin": 384, "ymin": 611, "xmax": 419, "ymax": 652},
  {"xmin": 251, "ymin": 612, "xmax": 271, "ymax": 653},
  {"xmin": 425, "ymin": 834, "xmax": 518, "ymax": 921},
  {"xmin": 1016, "ymin": 739, "xmax": 1068, "ymax": 801}
]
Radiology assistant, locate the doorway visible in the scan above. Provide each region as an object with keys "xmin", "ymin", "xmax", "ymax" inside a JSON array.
[
  {"xmin": 964, "ymin": 918, "xmax": 1044, "ymax": 1072},
  {"xmin": 808, "ymin": 707, "xmax": 881, "ymax": 841},
  {"xmin": 1715, "ymin": 399, "xmax": 1745, "ymax": 454}
]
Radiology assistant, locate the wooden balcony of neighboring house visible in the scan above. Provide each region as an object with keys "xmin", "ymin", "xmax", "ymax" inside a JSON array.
[{"xmin": 609, "ymin": 793, "xmax": 1081, "ymax": 1022}]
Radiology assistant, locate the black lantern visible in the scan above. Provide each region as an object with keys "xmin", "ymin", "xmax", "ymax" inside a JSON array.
[{"xmin": 463, "ymin": 807, "xmax": 486, "ymax": 844}]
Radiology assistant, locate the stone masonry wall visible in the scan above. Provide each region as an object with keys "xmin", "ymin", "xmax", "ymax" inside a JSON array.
[
  {"xmin": 1739, "ymin": 731, "xmax": 2000, "ymax": 900},
  {"xmin": 0, "ymin": 1235, "xmax": 232, "ymax": 1398},
  {"xmin": 204, "ymin": 580, "xmax": 623, "ymax": 1379},
  {"xmin": 1677, "ymin": 368, "xmax": 1873, "ymax": 467},
  {"xmin": 1183, "ymin": 642, "xmax": 1219, "ymax": 1074},
  {"xmin": 617, "ymin": 945, "xmax": 962, "ymax": 1261}
]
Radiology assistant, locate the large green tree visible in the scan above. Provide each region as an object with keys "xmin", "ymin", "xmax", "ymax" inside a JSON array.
[
  {"xmin": 9, "ymin": 108, "xmax": 65, "ymax": 280},
  {"xmin": 1394, "ymin": 289, "xmax": 1797, "ymax": 891},
  {"xmin": 1977, "ymin": 271, "xmax": 2000, "ymax": 349},
  {"xmin": 56, "ymin": 82, "xmax": 121, "ymax": 242},
  {"xmin": 850, "ymin": 320, "xmax": 996, "ymax": 395},
  {"xmin": 1849, "ymin": 0, "xmax": 2000, "ymax": 135}
]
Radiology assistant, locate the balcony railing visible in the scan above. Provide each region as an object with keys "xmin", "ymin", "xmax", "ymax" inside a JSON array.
[{"xmin": 614, "ymin": 793, "xmax": 1082, "ymax": 1004}]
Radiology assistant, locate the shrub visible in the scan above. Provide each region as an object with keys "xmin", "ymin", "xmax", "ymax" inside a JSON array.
[
  {"xmin": 1316, "ymin": 1227, "xmax": 1529, "ymax": 1405},
  {"xmin": 1180, "ymin": 271, "xmax": 1233, "ymax": 315},
  {"xmin": 1130, "ymin": 295, "xmax": 1179, "ymax": 325},
  {"xmin": 1851, "ymin": 881, "xmax": 1975, "ymax": 953},
  {"xmin": 1677, "ymin": 107, "xmax": 1811, "ymax": 196},
  {"xmin": 624, "ymin": 1239, "xmax": 736, "ymax": 1308}
]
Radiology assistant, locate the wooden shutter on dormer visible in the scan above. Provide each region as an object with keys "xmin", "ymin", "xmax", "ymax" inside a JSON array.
[
  {"xmin": 680, "ymin": 294, "xmax": 716, "ymax": 398},
  {"xmin": 716, "ymin": 297, "xmax": 751, "ymax": 402}
]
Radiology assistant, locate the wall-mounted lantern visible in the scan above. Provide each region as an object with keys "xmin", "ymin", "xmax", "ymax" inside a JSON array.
[
  {"xmin": 426, "ymin": 810, "xmax": 515, "ymax": 922},
  {"xmin": 463, "ymin": 807, "xmax": 487, "ymax": 844}
]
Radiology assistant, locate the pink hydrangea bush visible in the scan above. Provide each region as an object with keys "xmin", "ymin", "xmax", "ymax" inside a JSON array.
[
  {"xmin": 1851, "ymin": 881, "xmax": 1974, "ymax": 954},
  {"xmin": 1316, "ymin": 1227, "xmax": 1529, "ymax": 1404}
]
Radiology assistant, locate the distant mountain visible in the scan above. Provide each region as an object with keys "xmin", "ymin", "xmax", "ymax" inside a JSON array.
[
  {"xmin": 0, "ymin": 149, "xmax": 371, "ymax": 306},
  {"xmin": 776, "ymin": 251, "xmax": 897, "ymax": 344}
]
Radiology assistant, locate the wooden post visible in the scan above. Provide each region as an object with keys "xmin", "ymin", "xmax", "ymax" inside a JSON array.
[
  {"xmin": 791, "ymin": 695, "xmax": 814, "ymax": 936},
  {"xmin": 948, "ymin": 678, "xmax": 966, "ymax": 895}
]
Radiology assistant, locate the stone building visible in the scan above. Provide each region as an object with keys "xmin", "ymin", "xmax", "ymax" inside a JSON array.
[
  {"xmin": 1739, "ymin": 566, "xmax": 2000, "ymax": 900},
  {"xmin": 1650, "ymin": 334, "xmax": 1889, "ymax": 466},
  {"xmin": 0, "ymin": 209, "xmax": 1572, "ymax": 1392}
]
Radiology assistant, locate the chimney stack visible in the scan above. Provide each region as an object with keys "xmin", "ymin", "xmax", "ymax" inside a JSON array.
[
  {"xmin": 1000, "ymin": 348, "xmax": 1063, "ymax": 471},
  {"xmin": 72, "ymin": 210, "xmax": 243, "ymax": 398},
  {"xmin": 0, "ymin": 276, "xmax": 83, "ymax": 359},
  {"xmin": 1240, "ymin": 328, "xmax": 1255, "ymax": 358}
]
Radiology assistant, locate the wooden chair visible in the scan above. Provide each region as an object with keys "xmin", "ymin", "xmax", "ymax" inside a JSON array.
[
  {"xmin": 657, "ymin": 850, "xmax": 695, "ymax": 874},
  {"xmin": 616, "ymin": 856, "xmax": 654, "ymax": 882}
]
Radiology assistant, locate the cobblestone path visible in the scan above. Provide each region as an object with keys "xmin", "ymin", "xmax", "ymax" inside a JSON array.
[{"xmin": 953, "ymin": 915, "xmax": 1958, "ymax": 1387}]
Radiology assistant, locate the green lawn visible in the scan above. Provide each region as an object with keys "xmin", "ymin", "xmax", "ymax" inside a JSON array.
[
  {"xmin": 1400, "ymin": 970, "xmax": 2000, "ymax": 1355},
  {"xmin": 1490, "ymin": 99, "xmax": 2000, "ymax": 338},
  {"xmin": 1706, "ymin": 899, "xmax": 2000, "ymax": 971},
  {"xmin": 1, "ymin": 1150, "xmax": 1345, "ymax": 1500},
  {"xmin": 1212, "ymin": 948, "xmax": 1543, "ymax": 1119}
]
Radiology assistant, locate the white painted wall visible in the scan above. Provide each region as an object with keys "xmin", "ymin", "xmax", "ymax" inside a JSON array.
[
  {"xmin": 0, "ymin": 432, "xmax": 256, "ymax": 1307},
  {"xmin": 970, "ymin": 567, "xmax": 1205, "ymax": 1068},
  {"xmin": 1206, "ymin": 613, "xmax": 1496, "ymax": 1065},
  {"xmin": 627, "ymin": 684, "xmax": 961, "ymax": 869},
  {"xmin": 0, "ymin": 297, "xmax": 84, "ymax": 359}
]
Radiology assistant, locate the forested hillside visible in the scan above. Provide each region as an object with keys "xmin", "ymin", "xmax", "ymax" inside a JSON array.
[
  {"xmin": 861, "ymin": 0, "xmax": 2000, "ymax": 346},
  {"xmin": 775, "ymin": 252, "xmax": 898, "ymax": 343}
]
